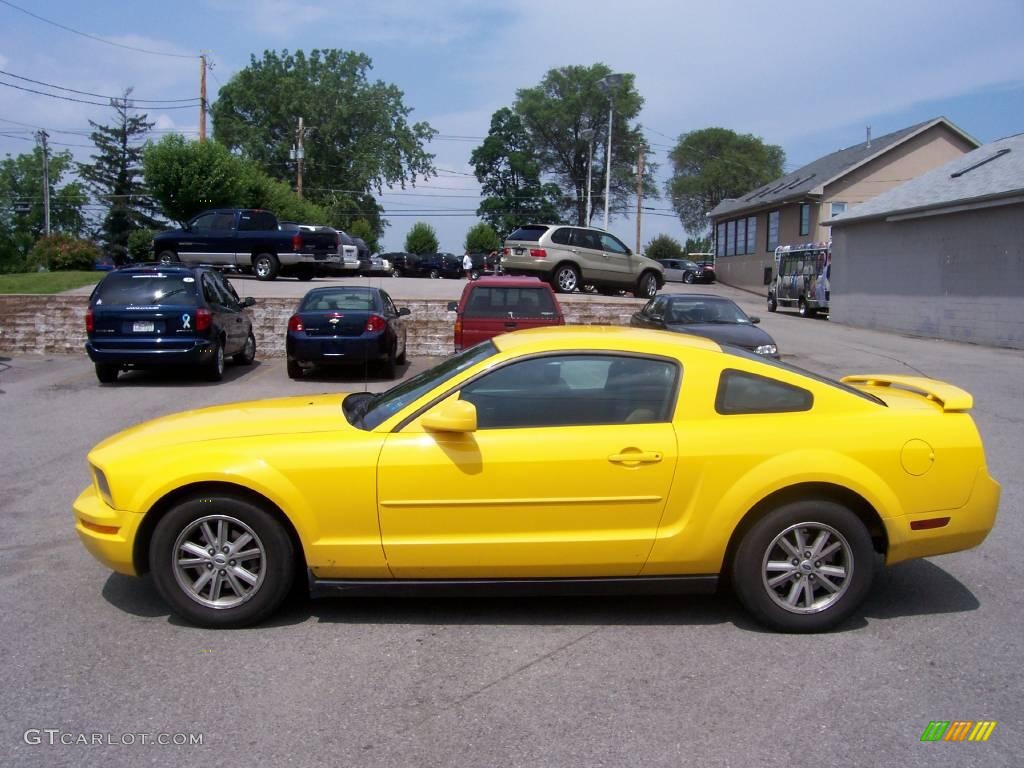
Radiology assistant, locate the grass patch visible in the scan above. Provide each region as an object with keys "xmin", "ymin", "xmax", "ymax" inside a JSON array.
[{"xmin": 0, "ymin": 271, "xmax": 103, "ymax": 294}]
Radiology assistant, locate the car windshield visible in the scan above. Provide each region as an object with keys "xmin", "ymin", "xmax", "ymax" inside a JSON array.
[
  {"xmin": 91, "ymin": 273, "xmax": 200, "ymax": 306},
  {"xmin": 301, "ymin": 290, "xmax": 376, "ymax": 311},
  {"xmin": 680, "ymin": 260, "xmax": 699, "ymax": 269},
  {"xmin": 350, "ymin": 341, "xmax": 498, "ymax": 430},
  {"xmin": 667, "ymin": 298, "xmax": 748, "ymax": 324}
]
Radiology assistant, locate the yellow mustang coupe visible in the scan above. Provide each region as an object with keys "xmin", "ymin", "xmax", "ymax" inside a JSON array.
[{"xmin": 73, "ymin": 326, "xmax": 999, "ymax": 632}]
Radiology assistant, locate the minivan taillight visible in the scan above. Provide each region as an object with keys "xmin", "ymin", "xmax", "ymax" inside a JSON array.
[
  {"xmin": 292, "ymin": 233, "xmax": 302, "ymax": 251},
  {"xmin": 195, "ymin": 307, "xmax": 212, "ymax": 332},
  {"xmin": 530, "ymin": 248, "xmax": 547, "ymax": 258},
  {"xmin": 288, "ymin": 315, "xmax": 304, "ymax": 333},
  {"xmin": 85, "ymin": 308, "xmax": 94, "ymax": 333},
  {"xmin": 365, "ymin": 314, "xmax": 386, "ymax": 333}
]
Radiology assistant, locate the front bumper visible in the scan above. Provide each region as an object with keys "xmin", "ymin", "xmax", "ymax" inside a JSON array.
[
  {"xmin": 85, "ymin": 339, "xmax": 216, "ymax": 366},
  {"xmin": 73, "ymin": 484, "xmax": 142, "ymax": 576},
  {"xmin": 885, "ymin": 465, "xmax": 1000, "ymax": 564}
]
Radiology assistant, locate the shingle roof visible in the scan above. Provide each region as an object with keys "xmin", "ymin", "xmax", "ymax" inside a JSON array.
[
  {"xmin": 824, "ymin": 133, "xmax": 1024, "ymax": 226},
  {"xmin": 709, "ymin": 118, "xmax": 976, "ymax": 219}
]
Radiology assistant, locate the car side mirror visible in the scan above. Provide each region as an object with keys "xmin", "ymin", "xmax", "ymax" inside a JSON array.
[
  {"xmin": 649, "ymin": 313, "xmax": 663, "ymax": 322},
  {"xmin": 750, "ymin": 316, "xmax": 760, "ymax": 324},
  {"xmin": 241, "ymin": 297, "xmax": 256, "ymax": 308},
  {"xmin": 398, "ymin": 307, "xmax": 411, "ymax": 316},
  {"xmin": 422, "ymin": 399, "xmax": 477, "ymax": 433},
  {"xmin": 446, "ymin": 301, "xmax": 458, "ymax": 312}
]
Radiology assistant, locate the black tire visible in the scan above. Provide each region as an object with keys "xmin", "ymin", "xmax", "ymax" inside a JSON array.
[
  {"xmin": 552, "ymin": 264, "xmax": 580, "ymax": 293},
  {"xmin": 95, "ymin": 363, "xmax": 119, "ymax": 383},
  {"xmin": 233, "ymin": 331, "xmax": 256, "ymax": 365},
  {"xmin": 469, "ymin": 269, "xmax": 481, "ymax": 281},
  {"xmin": 731, "ymin": 500, "xmax": 875, "ymax": 633},
  {"xmin": 149, "ymin": 494, "xmax": 295, "ymax": 628},
  {"xmin": 286, "ymin": 358, "xmax": 303, "ymax": 379},
  {"xmin": 768, "ymin": 294, "xmax": 778, "ymax": 313},
  {"xmin": 204, "ymin": 339, "xmax": 225, "ymax": 381},
  {"xmin": 382, "ymin": 347, "xmax": 398, "ymax": 379},
  {"xmin": 428, "ymin": 268, "xmax": 440, "ymax": 279},
  {"xmin": 634, "ymin": 271, "xmax": 658, "ymax": 299},
  {"xmin": 295, "ymin": 265, "xmax": 315, "ymax": 281},
  {"xmin": 798, "ymin": 298, "xmax": 814, "ymax": 318},
  {"xmin": 392, "ymin": 267, "xmax": 402, "ymax": 278},
  {"xmin": 253, "ymin": 253, "xmax": 280, "ymax": 281},
  {"xmin": 683, "ymin": 272, "xmax": 695, "ymax": 284},
  {"xmin": 157, "ymin": 250, "xmax": 179, "ymax": 266},
  {"xmin": 396, "ymin": 342, "xmax": 407, "ymax": 365}
]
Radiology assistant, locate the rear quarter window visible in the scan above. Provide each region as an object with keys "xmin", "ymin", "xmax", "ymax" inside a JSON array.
[
  {"xmin": 507, "ymin": 226, "xmax": 549, "ymax": 242},
  {"xmin": 463, "ymin": 287, "xmax": 558, "ymax": 318},
  {"xmin": 92, "ymin": 273, "xmax": 200, "ymax": 307},
  {"xmin": 716, "ymin": 369, "xmax": 813, "ymax": 414}
]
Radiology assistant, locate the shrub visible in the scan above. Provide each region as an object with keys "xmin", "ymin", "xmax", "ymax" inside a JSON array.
[
  {"xmin": 126, "ymin": 228, "xmax": 156, "ymax": 264},
  {"xmin": 464, "ymin": 222, "xmax": 501, "ymax": 254},
  {"xmin": 30, "ymin": 234, "xmax": 102, "ymax": 271},
  {"xmin": 644, "ymin": 234, "xmax": 684, "ymax": 261},
  {"xmin": 405, "ymin": 222, "xmax": 439, "ymax": 255}
]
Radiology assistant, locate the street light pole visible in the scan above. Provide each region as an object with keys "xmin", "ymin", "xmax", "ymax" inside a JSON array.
[
  {"xmin": 597, "ymin": 73, "xmax": 624, "ymax": 231},
  {"xmin": 580, "ymin": 127, "xmax": 595, "ymax": 225}
]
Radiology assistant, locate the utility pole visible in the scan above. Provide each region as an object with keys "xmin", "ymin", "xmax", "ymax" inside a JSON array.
[
  {"xmin": 295, "ymin": 117, "xmax": 305, "ymax": 199},
  {"xmin": 635, "ymin": 145, "xmax": 644, "ymax": 254},
  {"xmin": 199, "ymin": 54, "xmax": 207, "ymax": 142},
  {"xmin": 37, "ymin": 130, "xmax": 50, "ymax": 236}
]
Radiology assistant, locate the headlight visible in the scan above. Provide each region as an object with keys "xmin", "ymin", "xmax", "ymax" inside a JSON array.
[
  {"xmin": 755, "ymin": 344, "xmax": 778, "ymax": 356},
  {"xmin": 92, "ymin": 465, "xmax": 114, "ymax": 508}
]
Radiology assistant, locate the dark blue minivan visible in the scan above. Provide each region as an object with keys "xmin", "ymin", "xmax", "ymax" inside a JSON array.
[{"xmin": 85, "ymin": 265, "xmax": 257, "ymax": 383}]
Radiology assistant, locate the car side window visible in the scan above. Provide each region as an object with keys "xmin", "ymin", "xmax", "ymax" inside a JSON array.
[
  {"xmin": 191, "ymin": 213, "xmax": 217, "ymax": 232},
  {"xmin": 600, "ymin": 233, "xmax": 629, "ymax": 254},
  {"xmin": 573, "ymin": 229, "xmax": 602, "ymax": 250},
  {"xmin": 381, "ymin": 292, "xmax": 398, "ymax": 316},
  {"xmin": 238, "ymin": 212, "xmax": 274, "ymax": 231},
  {"xmin": 460, "ymin": 354, "xmax": 679, "ymax": 429},
  {"xmin": 211, "ymin": 213, "xmax": 236, "ymax": 231},
  {"xmin": 551, "ymin": 228, "xmax": 572, "ymax": 246},
  {"xmin": 214, "ymin": 272, "xmax": 240, "ymax": 307},
  {"xmin": 200, "ymin": 273, "xmax": 222, "ymax": 306},
  {"xmin": 715, "ymin": 369, "xmax": 813, "ymax": 414}
]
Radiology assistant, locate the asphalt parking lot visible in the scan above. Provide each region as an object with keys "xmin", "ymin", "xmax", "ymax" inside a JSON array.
[{"xmin": 1, "ymin": 283, "xmax": 1022, "ymax": 767}]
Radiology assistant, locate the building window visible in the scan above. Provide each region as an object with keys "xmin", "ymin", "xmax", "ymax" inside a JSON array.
[
  {"xmin": 746, "ymin": 216, "xmax": 757, "ymax": 254},
  {"xmin": 799, "ymin": 204, "xmax": 810, "ymax": 236},
  {"xmin": 736, "ymin": 218, "xmax": 747, "ymax": 254},
  {"xmin": 726, "ymin": 221, "xmax": 735, "ymax": 256},
  {"xmin": 767, "ymin": 211, "xmax": 780, "ymax": 251},
  {"xmin": 716, "ymin": 223, "xmax": 725, "ymax": 258},
  {"xmin": 831, "ymin": 201, "xmax": 848, "ymax": 217}
]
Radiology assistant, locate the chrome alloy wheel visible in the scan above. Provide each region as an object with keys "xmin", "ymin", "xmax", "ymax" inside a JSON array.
[
  {"xmin": 761, "ymin": 522, "xmax": 852, "ymax": 614},
  {"xmin": 556, "ymin": 266, "xmax": 578, "ymax": 292},
  {"xmin": 255, "ymin": 258, "xmax": 273, "ymax": 279},
  {"xmin": 172, "ymin": 515, "xmax": 266, "ymax": 609}
]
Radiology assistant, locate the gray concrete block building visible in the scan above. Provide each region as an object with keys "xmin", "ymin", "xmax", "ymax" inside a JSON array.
[{"xmin": 825, "ymin": 133, "xmax": 1024, "ymax": 349}]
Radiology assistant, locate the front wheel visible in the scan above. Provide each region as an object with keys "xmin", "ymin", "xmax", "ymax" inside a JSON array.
[
  {"xmin": 731, "ymin": 500, "xmax": 875, "ymax": 633},
  {"xmin": 552, "ymin": 264, "xmax": 580, "ymax": 293},
  {"xmin": 392, "ymin": 267, "xmax": 403, "ymax": 278},
  {"xmin": 157, "ymin": 250, "xmax": 179, "ymax": 266},
  {"xmin": 683, "ymin": 272, "xmax": 695, "ymax": 284},
  {"xmin": 634, "ymin": 271, "xmax": 658, "ymax": 299},
  {"xmin": 295, "ymin": 265, "xmax": 315, "ymax": 281},
  {"xmin": 428, "ymin": 269, "xmax": 440, "ymax": 279},
  {"xmin": 253, "ymin": 253, "xmax": 280, "ymax": 281},
  {"xmin": 469, "ymin": 269, "xmax": 481, "ymax": 281},
  {"xmin": 149, "ymin": 494, "xmax": 295, "ymax": 628},
  {"xmin": 798, "ymin": 298, "xmax": 815, "ymax": 318}
]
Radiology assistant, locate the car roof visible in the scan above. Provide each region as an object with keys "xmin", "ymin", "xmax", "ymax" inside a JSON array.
[
  {"xmin": 114, "ymin": 264, "xmax": 202, "ymax": 275},
  {"xmin": 515, "ymin": 223, "xmax": 612, "ymax": 234},
  {"xmin": 664, "ymin": 293, "xmax": 735, "ymax": 303},
  {"xmin": 468, "ymin": 276, "xmax": 548, "ymax": 289},
  {"xmin": 303, "ymin": 285, "xmax": 379, "ymax": 295},
  {"xmin": 492, "ymin": 325, "xmax": 721, "ymax": 355}
]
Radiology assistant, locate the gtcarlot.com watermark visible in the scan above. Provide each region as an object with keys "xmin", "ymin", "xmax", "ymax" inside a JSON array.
[{"xmin": 24, "ymin": 729, "xmax": 204, "ymax": 747}]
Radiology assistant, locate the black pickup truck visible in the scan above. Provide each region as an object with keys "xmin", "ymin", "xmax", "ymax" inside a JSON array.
[{"xmin": 153, "ymin": 209, "xmax": 342, "ymax": 281}]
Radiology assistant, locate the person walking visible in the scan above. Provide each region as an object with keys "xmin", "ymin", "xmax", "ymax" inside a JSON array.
[{"xmin": 463, "ymin": 251, "xmax": 474, "ymax": 280}]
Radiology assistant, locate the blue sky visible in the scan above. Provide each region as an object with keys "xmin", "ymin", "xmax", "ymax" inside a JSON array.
[{"xmin": 2, "ymin": 0, "xmax": 1023, "ymax": 252}]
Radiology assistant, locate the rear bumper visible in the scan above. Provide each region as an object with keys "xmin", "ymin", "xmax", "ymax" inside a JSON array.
[
  {"xmin": 287, "ymin": 332, "xmax": 390, "ymax": 364},
  {"xmin": 885, "ymin": 466, "xmax": 1000, "ymax": 564},
  {"xmin": 86, "ymin": 339, "xmax": 216, "ymax": 366},
  {"xmin": 73, "ymin": 485, "xmax": 141, "ymax": 576}
]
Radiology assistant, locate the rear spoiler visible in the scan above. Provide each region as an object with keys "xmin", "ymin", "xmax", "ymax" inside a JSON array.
[{"xmin": 840, "ymin": 375, "xmax": 973, "ymax": 412}]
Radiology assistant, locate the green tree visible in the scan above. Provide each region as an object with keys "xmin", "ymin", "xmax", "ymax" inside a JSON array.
[
  {"xmin": 666, "ymin": 128, "xmax": 785, "ymax": 233},
  {"xmin": 464, "ymin": 222, "xmax": 501, "ymax": 253},
  {"xmin": 0, "ymin": 148, "xmax": 87, "ymax": 272},
  {"xmin": 471, "ymin": 108, "xmax": 563, "ymax": 236},
  {"xmin": 237, "ymin": 164, "xmax": 329, "ymax": 224},
  {"xmin": 404, "ymin": 222, "xmax": 438, "ymax": 255},
  {"xmin": 644, "ymin": 234, "xmax": 684, "ymax": 261},
  {"xmin": 514, "ymin": 64, "xmax": 656, "ymax": 225},
  {"xmin": 210, "ymin": 49, "xmax": 436, "ymax": 240},
  {"xmin": 347, "ymin": 219, "xmax": 379, "ymax": 253},
  {"xmin": 77, "ymin": 91, "xmax": 162, "ymax": 263},
  {"xmin": 142, "ymin": 135, "xmax": 246, "ymax": 225},
  {"xmin": 684, "ymin": 236, "xmax": 712, "ymax": 255}
]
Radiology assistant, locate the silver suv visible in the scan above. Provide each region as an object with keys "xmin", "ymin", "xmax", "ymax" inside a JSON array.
[{"xmin": 502, "ymin": 224, "xmax": 664, "ymax": 297}]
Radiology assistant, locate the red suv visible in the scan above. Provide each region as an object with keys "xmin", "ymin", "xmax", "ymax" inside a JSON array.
[{"xmin": 448, "ymin": 276, "xmax": 564, "ymax": 352}]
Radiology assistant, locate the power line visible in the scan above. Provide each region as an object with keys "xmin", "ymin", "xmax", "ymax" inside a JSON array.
[
  {"xmin": 0, "ymin": 0, "xmax": 196, "ymax": 59},
  {"xmin": 0, "ymin": 68, "xmax": 199, "ymax": 103},
  {"xmin": 0, "ymin": 80, "xmax": 199, "ymax": 109}
]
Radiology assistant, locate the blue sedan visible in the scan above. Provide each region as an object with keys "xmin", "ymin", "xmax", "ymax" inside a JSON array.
[{"xmin": 286, "ymin": 286, "xmax": 411, "ymax": 379}]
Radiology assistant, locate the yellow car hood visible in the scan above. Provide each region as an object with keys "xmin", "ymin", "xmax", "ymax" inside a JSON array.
[{"xmin": 91, "ymin": 394, "xmax": 353, "ymax": 460}]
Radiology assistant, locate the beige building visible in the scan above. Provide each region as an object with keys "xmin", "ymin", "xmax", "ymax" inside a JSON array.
[{"xmin": 708, "ymin": 117, "xmax": 979, "ymax": 292}]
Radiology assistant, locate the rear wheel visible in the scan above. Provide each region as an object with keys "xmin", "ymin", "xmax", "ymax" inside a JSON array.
[
  {"xmin": 204, "ymin": 339, "xmax": 225, "ymax": 381},
  {"xmin": 768, "ymin": 294, "xmax": 778, "ymax": 312},
  {"xmin": 552, "ymin": 264, "xmax": 580, "ymax": 293},
  {"xmin": 149, "ymin": 494, "xmax": 295, "ymax": 628},
  {"xmin": 295, "ymin": 265, "xmax": 315, "ymax": 281},
  {"xmin": 634, "ymin": 271, "xmax": 658, "ymax": 299},
  {"xmin": 157, "ymin": 250, "xmax": 178, "ymax": 266},
  {"xmin": 286, "ymin": 359, "xmax": 303, "ymax": 379},
  {"xmin": 731, "ymin": 500, "xmax": 875, "ymax": 633},
  {"xmin": 798, "ymin": 298, "xmax": 814, "ymax": 317},
  {"xmin": 469, "ymin": 269, "xmax": 481, "ymax": 281},
  {"xmin": 428, "ymin": 268, "xmax": 440, "ymax": 279},
  {"xmin": 253, "ymin": 253, "xmax": 280, "ymax": 281},
  {"xmin": 382, "ymin": 347, "xmax": 398, "ymax": 379},
  {"xmin": 233, "ymin": 331, "xmax": 256, "ymax": 365},
  {"xmin": 392, "ymin": 267, "xmax": 403, "ymax": 278},
  {"xmin": 95, "ymin": 363, "xmax": 119, "ymax": 383}
]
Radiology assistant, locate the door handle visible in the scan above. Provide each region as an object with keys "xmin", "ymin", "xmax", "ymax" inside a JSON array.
[{"xmin": 608, "ymin": 451, "xmax": 662, "ymax": 465}]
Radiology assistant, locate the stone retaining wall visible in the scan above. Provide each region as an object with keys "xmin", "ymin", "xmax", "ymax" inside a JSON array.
[{"xmin": 0, "ymin": 295, "xmax": 646, "ymax": 358}]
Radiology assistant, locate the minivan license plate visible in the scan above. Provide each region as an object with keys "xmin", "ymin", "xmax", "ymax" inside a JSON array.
[{"xmin": 133, "ymin": 321, "xmax": 155, "ymax": 333}]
